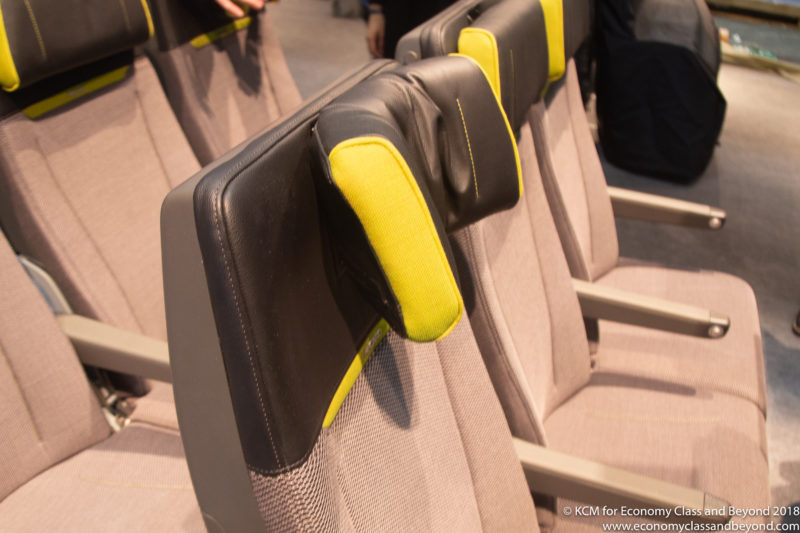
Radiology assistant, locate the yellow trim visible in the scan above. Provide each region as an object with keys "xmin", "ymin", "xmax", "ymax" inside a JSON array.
[
  {"xmin": 451, "ymin": 54, "xmax": 524, "ymax": 198},
  {"xmin": 140, "ymin": 0, "xmax": 155, "ymax": 38},
  {"xmin": 322, "ymin": 319, "xmax": 391, "ymax": 428},
  {"xmin": 0, "ymin": 6, "xmax": 20, "ymax": 91},
  {"xmin": 328, "ymin": 136, "xmax": 464, "ymax": 342},
  {"xmin": 457, "ymin": 28, "xmax": 502, "ymax": 102},
  {"xmin": 190, "ymin": 17, "xmax": 251, "ymax": 48},
  {"xmin": 23, "ymin": 66, "xmax": 130, "ymax": 119},
  {"xmin": 456, "ymin": 97, "xmax": 479, "ymax": 198},
  {"xmin": 540, "ymin": 0, "xmax": 565, "ymax": 80}
]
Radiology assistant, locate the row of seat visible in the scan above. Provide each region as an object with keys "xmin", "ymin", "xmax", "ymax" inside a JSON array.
[
  {"xmin": 0, "ymin": 0, "xmax": 770, "ymax": 531},
  {"xmin": 163, "ymin": 1, "xmax": 770, "ymax": 531},
  {"xmin": 0, "ymin": 0, "xmax": 297, "ymax": 529}
]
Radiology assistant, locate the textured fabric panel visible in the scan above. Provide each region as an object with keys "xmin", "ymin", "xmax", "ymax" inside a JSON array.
[
  {"xmin": 0, "ymin": 56, "xmax": 200, "ymax": 340},
  {"xmin": 455, "ymin": 121, "xmax": 591, "ymax": 442},
  {"xmin": 129, "ymin": 381, "xmax": 179, "ymax": 431},
  {"xmin": 0, "ymin": 238, "xmax": 110, "ymax": 500},
  {"xmin": 545, "ymin": 373, "xmax": 769, "ymax": 521},
  {"xmin": 0, "ymin": 423, "xmax": 203, "ymax": 532},
  {"xmin": 151, "ymin": 13, "xmax": 302, "ymax": 165},
  {"xmin": 435, "ymin": 315, "xmax": 541, "ymax": 531},
  {"xmin": 530, "ymin": 60, "xmax": 618, "ymax": 281},
  {"xmin": 249, "ymin": 323, "xmax": 539, "ymax": 532},
  {"xmin": 595, "ymin": 264, "xmax": 767, "ymax": 413}
]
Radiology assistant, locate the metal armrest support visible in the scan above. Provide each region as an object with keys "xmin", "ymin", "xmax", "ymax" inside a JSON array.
[
  {"xmin": 573, "ymin": 279, "xmax": 729, "ymax": 339},
  {"xmin": 514, "ymin": 438, "xmax": 731, "ymax": 525},
  {"xmin": 608, "ymin": 186, "xmax": 726, "ymax": 230},
  {"xmin": 57, "ymin": 314, "xmax": 171, "ymax": 382}
]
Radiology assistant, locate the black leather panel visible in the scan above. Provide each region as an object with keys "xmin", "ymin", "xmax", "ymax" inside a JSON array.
[
  {"xmin": 147, "ymin": 0, "xmax": 251, "ymax": 50},
  {"xmin": 467, "ymin": 0, "xmax": 550, "ymax": 132},
  {"xmin": 564, "ymin": 0, "xmax": 593, "ymax": 60},
  {"xmin": 313, "ymin": 57, "xmax": 521, "ymax": 338},
  {"xmin": 409, "ymin": 0, "xmax": 550, "ymax": 133},
  {"xmin": 1, "ymin": 0, "xmax": 150, "ymax": 90},
  {"xmin": 192, "ymin": 60, "xmax": 395, "ymax": 475}
]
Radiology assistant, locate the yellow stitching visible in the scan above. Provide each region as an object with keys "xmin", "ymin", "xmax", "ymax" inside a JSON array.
[
  {"xmin": 117, "ymin": 0, "xmax": 132, "ymax": 32},
  {"xmin": 587, "ymin": 412, "xmax": 723, "ymax": 424},
  {"xmin": 79, "ymin": 475, "xmax": 193, "ymax": 490},
  {"xmin": 22, "ymin": 0, "xmax": 46, "ymax": 60},
  {"xmin": 456, "ymin": 98, "xmax": 479, "ymax": 198}
]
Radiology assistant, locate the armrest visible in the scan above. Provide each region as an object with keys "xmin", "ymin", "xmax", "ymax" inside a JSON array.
[
  {"xmin": 513, "ymin": 438, "xmax": 731, "ymax": 525},
  {"xmin": 608, "ymin": 186, "xmax": 726, "ymax": 230},
  {"xmin": 57, "ymin": 314, "xmax": 171, "ymax": 383},
  {"xmin": 573, "ymin": 279, "xmax": 729, "ymax": 339}
]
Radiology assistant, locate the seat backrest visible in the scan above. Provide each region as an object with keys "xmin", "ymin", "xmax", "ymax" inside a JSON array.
[
  {"xmin": 398, "ymin": 0, "xmax": 595, "ymax": 443},
  {"xmin": 0, "ymin": 0, "xmax": 201, "ymax": 341},
  {"xmin": 162, "ymin": 56, "xmax": 540, "ymax": 532},
  {"xmin": 0, "ymin": 231, "xmax": 109, "ymax": 500},
  {"xmin": 402, "ymin": 0, "xmax": 618, "ymax": 282},
  {"xmin": 147, "ymin": 0, "xmax": 302, "ymax": 165},
  {"xmin": 529, "ymin": 58, "xmax": 619, "ymax": 281}
]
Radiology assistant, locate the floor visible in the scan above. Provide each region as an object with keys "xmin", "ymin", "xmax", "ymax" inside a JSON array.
[{"xmin": 268, "ymin": 0, "xmax": 800, "ymax": 509}]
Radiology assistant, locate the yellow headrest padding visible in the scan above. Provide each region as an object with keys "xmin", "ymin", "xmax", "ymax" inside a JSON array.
[
  {"xmin": 450, "ymin": 53, "xmax": 524, "ymax": 198},
  {"xmin": 457, "ymin": 28, "xmax": 502, "ymax": 102},
  {"xmin": 190, "ymin": 17, "xmax": 252, "ymax": 48},
  {"xmin": 322, "ymin": 319, "xmax": 391, "ymax": 428},
  {"xmin": 328, "ymin": 136, "xmax": 464, "ymax": 342},
  {"xmin": 540, "ymin": 0, "xmax": 565, "ymax": 80},
  {"xmin": 22, "ymin": 66, "xmax": 130, "ymax": 119},
  {"xmin": 0, "ymin": 6, "xmax": 20, "ymax": 92},
  {"xmin": 140, "ymin": 0, "xmax": 155, "ymax": 39}
]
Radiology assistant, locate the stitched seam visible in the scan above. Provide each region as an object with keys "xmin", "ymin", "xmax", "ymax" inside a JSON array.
[
  {"xmin": 456, "ymin": 98, "xmax": 479, "ymax": 198},
  {"xmin": 0, "ymin": 341, "xmax": 43, "ymax": 442},
  {"xmin": 117, "ymin": 0, "xmax": 132, "ymax": 32},
  {"xmin": 78, "ymin": 475, "xmax": 193, "ymax": 490},
  {"xmin": 211, "ymin": 179, "xmax": 281, "ymax": 468},
  {"xmin": 465, "ymin": 227, "xmax": 547, "ymax": 445},
  {"xmin": 26, "ymin": 131, "xmax": 144, "ymax": 332},
  {"xmin": 22, "ymin": 0, "xmax": 47, "ymax": 60}
]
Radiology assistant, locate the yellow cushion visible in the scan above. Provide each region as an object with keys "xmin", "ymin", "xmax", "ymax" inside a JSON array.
[{"xmin": 328, "ymin": 136, "xmax": 463, "ymax": 343}]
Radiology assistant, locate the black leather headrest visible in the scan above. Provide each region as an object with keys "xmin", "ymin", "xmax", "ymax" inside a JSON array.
[
  {"xmin": 313, "ymin": 56, "xmax": 522, "ymax": 341},
  {"xmin": 564, "ymin": 0, "xmax": 593, "ymax": 60},
  {"xmin": 456, "ymin": 0, "xmax": 550, "ymax": 132},
  {"xmin": 147, "ymin": 0, "xmax": 258, "ymax": 50},
  {"xmin": 0, "ymin": 0, "xmax": 153, "ymax": 92}
]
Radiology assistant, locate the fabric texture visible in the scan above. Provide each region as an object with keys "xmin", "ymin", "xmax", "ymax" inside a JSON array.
[
  {"xmin": 0, "ymin": 236, "xmax": 110, "ymax": 500},
  {"xmin": 546, "ymin": 370, "xmax": 770, "ymax": 528},
  {"xmin": 595, "ymin": 263, "xmax": 767, "ymax": 413},
  {"xmin": 150, "ymin": 12, "xmax": 302, "ymax": 165},
  {"xmin": 452, "ymin": 121, "xmax": 592, "ymax": 446},
  {"xmin": 0, "ymin": 56, "xmax": 201, "ymax": 341},
  {"xmin": 0, "ymin": 422, "xmax": 204, "ymax": 532},
  {"xmin": 248, "ymin": 321, "xmax": 539, "ymax": 532},
  {"xmin": 529, "ymin": 60, "xmax": 619, "ymax": 282},
  {"xmin": 129, "ymin": 380, "xmax": 180, "ymax": 431}
]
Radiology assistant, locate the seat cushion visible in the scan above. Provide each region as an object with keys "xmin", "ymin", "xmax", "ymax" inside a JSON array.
[
  {"xmin": 129, "ymin": 381, "xmax": 179, "ymax": 431},
  {"xmin": 594, "ymin": 263, "xmax": 766, "ymax": 414},
  {"xmin": 0, "ymin": 422, "xmax": 203, "ymax": 532},
  {"xmin": 545, "ymin": 370, "xmax": 769, "ymax": 527}
]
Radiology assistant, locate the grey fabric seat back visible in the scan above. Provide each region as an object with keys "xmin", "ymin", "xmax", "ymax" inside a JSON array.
[
  {"xmin": 396, "ymin": 0, "xmax": 595, "ymax": 443},
  {"xmin": 0, "ymin": 232, "xmax": 110, "ymax": 500},
  {"xmin": 162, "ymin": 58, "xmax": 540, "ymax": 532},
  {"xmin": 0, "ymin": 0, "xmax": 201, "ymax": 341},
  {"xmin": 147, "ymin": 0, "xmax": 303, "ymax": 165}
]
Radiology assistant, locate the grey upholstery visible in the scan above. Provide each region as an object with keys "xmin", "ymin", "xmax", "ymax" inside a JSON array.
[
  {"xmin": 147, "ymin": 3, "xmax": 302, "ymax": 164},
  {"xmin": 0, "ymin": 232, "xmax": 202, "ymax": 531}
]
